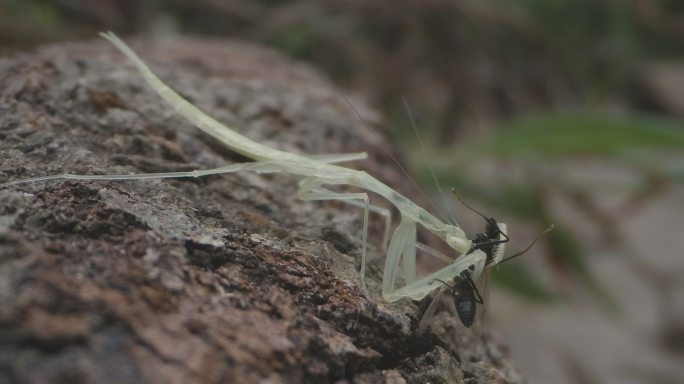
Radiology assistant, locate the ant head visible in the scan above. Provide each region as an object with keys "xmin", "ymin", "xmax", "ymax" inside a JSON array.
[
  {"xmin": 485, "ymin": 218, "xmax": 502, "ymax": 234},
  {"xmin": 451, "ymin": 188, "xmax": 503, "ymax": 233},
  {"xmin": 488, "ymin": 222, "xmax": 508, "ymax": 265}
]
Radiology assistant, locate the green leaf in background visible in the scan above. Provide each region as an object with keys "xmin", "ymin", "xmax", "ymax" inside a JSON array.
[
  {"xmin": 414, "ymin": 171, "xmax": 545, "ymax": 220},
  {"xmin": 5, "ymin": 0, "xmax": 61, "ymax": 27},
  {"xmin": 267, "ymin": 22, "xmax": 321, "ymax": 58},
  {"xmin": 467, "ymin": 112, "xmax": 684, "ymax": 158}
]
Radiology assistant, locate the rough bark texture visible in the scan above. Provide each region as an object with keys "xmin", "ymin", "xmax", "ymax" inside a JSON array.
[{"xmin": 0, "ymin": 37, "xmax": 521, "ymax": 384}]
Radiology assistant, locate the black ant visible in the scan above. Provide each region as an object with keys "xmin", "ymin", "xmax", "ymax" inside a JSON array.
[
  {"xmin": 417, "ymin": 263, "xmax": 484, "ymax": 331},
  {"xmin": 451, "ymin": 188, "xmax": 548, "ymax": 267},
  {"xmin": 418, "ymin": 191, "xmax": 554, "ymax": 330},
  {"xmin": 431, "ymin": 266, "xmax": 484, "ymax": 328}
]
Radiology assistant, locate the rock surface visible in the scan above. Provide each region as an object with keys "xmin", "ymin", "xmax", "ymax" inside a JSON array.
[{"xmin": 0, "ymin": 36, "xmax": 520, "ymax": 383}]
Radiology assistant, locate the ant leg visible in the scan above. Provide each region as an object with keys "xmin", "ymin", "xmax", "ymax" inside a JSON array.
[
  {"xmin": 430, "ymin": 278, "xmax": 456, "ymax": 291},
  {"xmin": 468, "ymin": 223, "xmax": 509, "ymax": 265},
  {"xmin": 464, "ymin": 272, "xmax": 484, "ymax": 304},
  {"xmin": 485, "ymin": 218, "xmax": 510, "ymax": 242},
  {"xmin": 498, "ymin": 227, "xmax": 510, "ymax": 242}
]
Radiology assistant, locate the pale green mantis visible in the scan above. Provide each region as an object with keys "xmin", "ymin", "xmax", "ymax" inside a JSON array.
[{"xmin": 0, "ymin": 32, "xmax": 499, "ymax": 302}]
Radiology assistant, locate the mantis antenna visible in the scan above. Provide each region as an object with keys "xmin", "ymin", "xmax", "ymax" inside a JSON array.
[
  {"xmin": 342, "ymin": 96, "xmax": 450, "ymax": 225},
  {"xmin": 401, "ymin": 95, "xmax": 459, "ymax": 227}
]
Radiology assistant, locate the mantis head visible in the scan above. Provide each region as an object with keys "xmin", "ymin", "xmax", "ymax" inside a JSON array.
[{"xmin": 444, "ymin": 225, "xmax": 471, "ymax": 255}]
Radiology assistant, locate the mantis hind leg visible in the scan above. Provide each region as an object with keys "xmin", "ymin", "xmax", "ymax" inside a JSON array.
[
  {"xmin": 0, "ymin": 160, "xmax": 290, "ymax": 188},
  {"xmin": 306, "ymin": 152, "xmax": 368, "ymax": 164},
  {"xmin": 297, "ymin": 177, "xmax": 371, "ymax": 291},
  {"xmin": 329, "ymin": 196, "xmax": 392, "ymax": 250}
]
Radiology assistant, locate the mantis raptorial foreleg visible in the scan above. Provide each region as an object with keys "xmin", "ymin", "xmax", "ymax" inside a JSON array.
[
  {"xmin": 400, "ymin": 223, "xmax": 418, "ymax": 286},
  {"xmin": 384, "ymin": 249, "xmax": 486, "ymax": 302},
  {"xmin": 382, "ymin": 220, "xmax": 478, "ymax": 301},
  {"xmin": 381, "ymin": 218, "xmax": 416, "ymax": 298}
]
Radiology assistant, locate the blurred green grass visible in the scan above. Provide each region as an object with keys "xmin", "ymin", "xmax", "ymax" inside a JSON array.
[{"xmin": 468, "ymin": 113, "xmax": 684, "ymax": 157}]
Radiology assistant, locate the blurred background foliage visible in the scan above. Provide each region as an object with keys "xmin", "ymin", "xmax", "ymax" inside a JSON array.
[{"xmin": 2, "ymin": 1, "xmax": 684, "ymax": 382}]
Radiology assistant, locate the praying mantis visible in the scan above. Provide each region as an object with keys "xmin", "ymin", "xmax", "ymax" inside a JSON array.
[{"xmin": 0, "ymin": 32, "xmax": 504, "ymax": 303}]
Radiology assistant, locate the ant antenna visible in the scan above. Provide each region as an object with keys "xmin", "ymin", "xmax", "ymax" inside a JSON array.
[
  {"xmin": 342, "ymin": 96, "xmax": 452, "ymax": 225},
  {"xmin": 430, "ymin": 278, "xmax": 455, "ymax": 291},
  {"xmin": 450, "ymin": 187, "xmax": 489, "ymax": 221},
  {"xmin": 499, "ymin": 224, "xmax": 555, "ymax": 264},
  {"xmin": 402, "ymin": 95, "xmax": 458, "ymax": 226}
]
